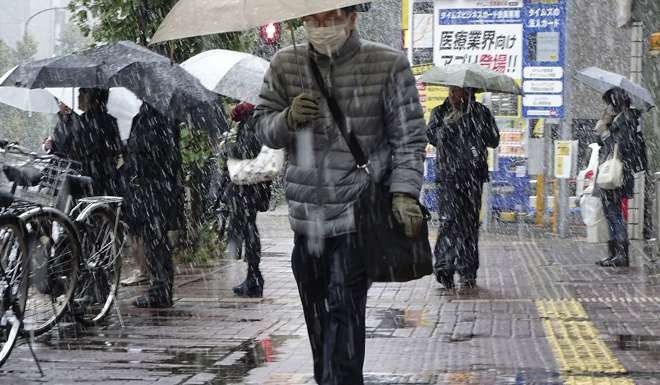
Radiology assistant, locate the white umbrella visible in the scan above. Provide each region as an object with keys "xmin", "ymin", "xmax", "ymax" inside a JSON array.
[
  {"xmin": 419, "ymin": 64, "xmax": 522, "ymax": 95},
  {"xmin": 575, "ymin": 67, "xmax": 655, "ymax": 111},
  {"xmin": 0, "ymin": 66, "xmax": 81, "ymax": 114},
  {"xmin": 181, "ymin": 49, "xmax": 269, "ymax": 104},
  {"xmin": 106, "ymin": 88, "xmax": 143, "ymax": 140},
  {"xmin": 0, "ymin": 66, "xmax": 141, "ymax": 139},
  {"xmin": 151, "ymin": 0, "xmax": 372, "ymax": 43}
]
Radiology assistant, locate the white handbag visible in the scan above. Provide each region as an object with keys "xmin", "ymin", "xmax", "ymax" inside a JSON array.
[
  {"xmin": 227, "ymin": 145, "xmax": 285, "ymax": 185},
  {"xmin": 596, "ymin": 143, "xmax": 624, "ymax": 190}
]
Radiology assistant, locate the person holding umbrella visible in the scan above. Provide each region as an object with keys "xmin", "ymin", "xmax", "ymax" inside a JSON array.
[
  {"xmin": 44, "ymin": 88, "xmax": 123, "ymax": 196},
  {"xmin": 575, "ymin": 67, "xmax": 655, "ymax": 243},
  {"xmin": 594, "ymin": 87, "xmax": 643, "ymax": 267},
  {"xmin": 217, "ymin": 102, "xmax": 271, "ymax": 298},
  {"xmin": 43, "ymin": 101, "xmax": 79, "ymax": 157},
  {"xmin": 255, "ymin": 5, "xmax": 426, "ymax": 384},
  {"xmin": 426, "ymin": 86, "xmax": 499, "ymax": 291},
  {"xmin": 123, "ymin": 103, "xmax": 183, "ymax": 308}
]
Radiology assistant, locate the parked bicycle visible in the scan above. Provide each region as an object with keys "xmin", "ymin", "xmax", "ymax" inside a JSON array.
[
  {"xmin": 1, "ymin": 141, "xmax": 123, "ymax": 331},
  {"xmin": 1, "ymin": 141, "xmax": 82, "ymax": 336},
  {"xmin": 0, "ymin": 192, "xmax": 29, "ymax": 366},
  {"xmin": 68, "ymin": 195, "xmax": 124, "ymax": 325}
]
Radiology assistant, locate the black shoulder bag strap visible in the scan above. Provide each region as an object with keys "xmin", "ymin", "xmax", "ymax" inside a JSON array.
[{"xmin": 307, "ymin": 57, "xmax": 370, "ymax": 171}]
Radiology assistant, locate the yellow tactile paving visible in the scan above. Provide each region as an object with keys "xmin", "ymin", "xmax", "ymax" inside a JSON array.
[
  {"xmin": 564, "ymin": 376, "xmax": 635, "ymax": 385},
  {"xmin": 536, "ymin": 300, "xmax": 634, "ymax": 384},
  {"xmin": 537, "ymin": 299, "xmax": 587, "ymax": 320}
]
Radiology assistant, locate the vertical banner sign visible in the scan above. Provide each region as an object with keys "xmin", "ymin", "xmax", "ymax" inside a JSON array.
[{"xmin": 522, "ymin": 0, "xmax": 566, "ymax": 118}]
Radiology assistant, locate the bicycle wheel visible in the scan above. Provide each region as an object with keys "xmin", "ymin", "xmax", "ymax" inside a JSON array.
[
  {"xmin": 20, "ymin": 208, "xmax": 81, "ymax": 336},
  {"xmin": 0, "ymin": 216, "xmax": 29, "ymax": 366},
  {"xmin": 74, "ymin": 207, "xmax": 122, "ymax": 325}
]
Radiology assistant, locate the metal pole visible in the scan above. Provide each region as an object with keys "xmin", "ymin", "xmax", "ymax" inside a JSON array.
[
  {"xmin": 535, "ymin": 174, "xmax": 545, "ymax": 227},
  {"xmin": 407, "ymin": 0, "xmax": 414, "ymax": 64},
  {"xmin": 557, "ymin": 120, "xmax": 571, "ymax": 238},
  {"xmin": 655, "ymin": 172, "xmax": 660, "ymax": 242},
  {"xmin": 24, "ymin": 6, "xmax": 67, "ymax": 38},
  {"xmin": 482, "ymin": 179, "xmax": 491, "ymax": 230},
  {"xmin": 552, "ymin": 178, "xmax": 558, "ymax": 234}
]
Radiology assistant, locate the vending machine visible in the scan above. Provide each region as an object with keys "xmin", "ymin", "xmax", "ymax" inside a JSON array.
[{"xmin": 490, "ymin": 117, "xmax": 530, "ymax": 221}]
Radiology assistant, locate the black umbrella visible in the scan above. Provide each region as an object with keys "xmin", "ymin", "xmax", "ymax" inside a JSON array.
[{"xmin": 0, "ymin": 41, "xmax": 227, "ymax": 134}]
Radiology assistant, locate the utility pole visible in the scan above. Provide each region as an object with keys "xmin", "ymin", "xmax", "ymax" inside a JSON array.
[
  {"xmin": 406, "ymin": 0, "xmax": 414, "ymax": 64},
  {"xmin": 24, "ymin": 6, "xmax": 68, "ymax": 38},
  {"xmin": 23, "ymin": 6, "xmax": 68, "ymax": 60},
  {"xmin": 557, "ymin": 120, "xmax": 571, "ymax": 238}
]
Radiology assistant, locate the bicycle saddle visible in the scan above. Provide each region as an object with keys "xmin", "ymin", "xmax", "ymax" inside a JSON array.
[
  {"xmin": 65, "ymin": 174, "xmax": 94, "ymax": 199},
  {"xmin": 3, "ymin": 165, "xmax": 42, "ymax": 187},
  {"xmin": 0, "ymin": 190, "xmax": 14, "ymax": 207}
]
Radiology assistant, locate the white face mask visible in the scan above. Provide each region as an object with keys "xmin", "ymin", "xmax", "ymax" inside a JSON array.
[{"xmin": 304, "ymin": 22, "xmax": 349, "ymax": 56}]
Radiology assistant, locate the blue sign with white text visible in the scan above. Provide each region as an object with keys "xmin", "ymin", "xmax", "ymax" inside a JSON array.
[{"xmin": 521, "ymin": 1, "xmax": 566, "ymax": 118}]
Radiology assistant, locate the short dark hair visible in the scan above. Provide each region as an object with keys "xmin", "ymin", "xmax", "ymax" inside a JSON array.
[
  {"xmin": 603, "ymin": 87, "xmax": 631, "ymax": 109},
  {"xmin": 80, "ymin": 88, "xmax": 110, "ymax": 105}
]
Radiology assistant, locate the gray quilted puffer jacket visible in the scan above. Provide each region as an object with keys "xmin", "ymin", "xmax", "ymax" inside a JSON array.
[{"xmin": 254, "ymin": 30, "xmax": 426, "ymax": 238}]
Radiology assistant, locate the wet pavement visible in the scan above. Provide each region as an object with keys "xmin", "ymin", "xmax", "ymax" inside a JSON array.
[{"xmin": 2, "ymin": 207, "xmax": 660, "ymax": 384}]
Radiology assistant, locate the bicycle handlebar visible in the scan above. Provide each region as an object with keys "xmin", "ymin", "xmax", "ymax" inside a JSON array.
[{"xmin": 0, "ymin": 141, "xmax": 54, "ymax": 161}]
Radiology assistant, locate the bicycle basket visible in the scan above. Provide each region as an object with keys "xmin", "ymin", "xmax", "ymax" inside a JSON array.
[{"xmin": 14, "ymin": 157, "xmax": 82, "ymax": 207}]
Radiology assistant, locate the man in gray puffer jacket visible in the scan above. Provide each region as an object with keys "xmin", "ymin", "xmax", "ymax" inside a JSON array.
[{"xmin": 254, "ymin": 5, "xmax": 426, "ymax": 385}]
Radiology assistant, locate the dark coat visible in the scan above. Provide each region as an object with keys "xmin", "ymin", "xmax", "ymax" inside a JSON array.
[
  {"xmin": 52, "ymin": 107, "xmax": 123, "ymax": 195},
  {"xmin": 122, "ymin": 104, "xmax": 183, "ymax": 231},
  {"xmin": 597, "ymin": 109, "xmax": 644, "ymax": 197},
  {"xmin": 50, "ymin": 112, "xmax": 80, "ymax": 157},
  {"xmin": 219, "ymin": 114, "xmax": 272, "ymax": 213},
  {"xmin": 427, "ymin": 99, "xmax": 500, "ymax": 183}
]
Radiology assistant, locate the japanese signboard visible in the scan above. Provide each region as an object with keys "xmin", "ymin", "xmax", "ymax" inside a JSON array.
[
  {"xmin": 438, "ymin": 0, "xmax": 522, "ymax": 9},
  {"xmin": 433, "ymin": 0, "xmax": 566, "ymax": 119},
  {"xmin": 522, "ymin": 0, "xmax": 566, "ymax": 118},
  {"xmin": 434, "ymin": 18, "xmax": 523, "ymax": 79}
]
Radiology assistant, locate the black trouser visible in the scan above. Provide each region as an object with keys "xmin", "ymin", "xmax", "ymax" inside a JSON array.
[
  {"xmin": 434, "ymin": 177, "xmax": 483, "ymax": 281},
  {"xmin": 142, "ymin": 218, "xmax": 173, "ymax": 296},
  {"xmin": 226, "ymin": 208, "xmax": 261, "ymax": 265},
  {"xmin": 129, "ymin": 182, "xmax": 174, "ymax": 297},
  {"xmin": 291, "ymin": 234, "xmax": 369, "ymax": 385}
]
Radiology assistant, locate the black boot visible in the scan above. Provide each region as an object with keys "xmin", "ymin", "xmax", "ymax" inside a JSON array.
[
  {"xmin": 599, "ymin": 241, "xmax": 630, "ymax": 267},
  {"xmin": 233, "ymin": 263, "xmax": 264, "ymax": 298},
  {"xmin": 596, "ymin": 241, "xmax": 617, "ymax": 266},
  {"xmin": 133, "ymin": 284, "xmax": 173, "ymax": 308},
  {"xmin": 435, "ymin": 271, "xmax": 454, "ymax": 290}
]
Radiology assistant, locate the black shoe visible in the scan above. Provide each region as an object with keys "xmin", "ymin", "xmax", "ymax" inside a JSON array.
[
  {"xmin": 435, "ymin": 272, "xmax": 454, "ymax": 289},
  {"xmin": 133, "ymin": 289, "xmax": 173, "ymax": 308},
  {"xmin": 233, "ymin": 265, "xmax": 264, "ymax": 298},
  {"xmin": 598, "ymin": 256, "xmax": 628, "ymax": 267},
  {"xmin": 597, "ymin": 241, "xmax": 617, "ymax": 266},
  {"xmin": 598, "ymin": 241, "xmax": 629, "ymax": 267}
]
